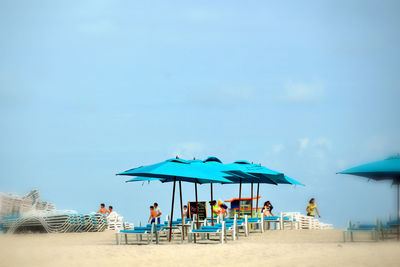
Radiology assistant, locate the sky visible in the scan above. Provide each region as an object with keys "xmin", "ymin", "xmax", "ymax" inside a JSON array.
[{"xmin": 0, "ymin": 0, "xmax": 399, "ymax": 228}]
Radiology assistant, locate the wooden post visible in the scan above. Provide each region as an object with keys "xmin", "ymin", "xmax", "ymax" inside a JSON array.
[
  {"xmin": 179, "ymin": 181, "xmax": 184, "ymax": 240},
  {"xmin": 195, "ymin": 182, "xmax": 199, "ymax": 230},
  {"xmin": 251, "ymin": 183, "xmax": 253, "ymax": 217},
  {"xmin": 398, "ymin": 182, "xmax": 399, "ymax": 241},
  {"xmin": 238, "ymin": 178, "xmax": 242, "ymax": 218},
  {"xmin": 211, "ymin": 183, "xmax": 214, "ymax": 226},
  {"xmin": 168, "ymin": 177, "xmax": 176, "ymax": 242},
  {"xmin": 256, "ymin": 183, "xmax": 260, "ymax": 216}
]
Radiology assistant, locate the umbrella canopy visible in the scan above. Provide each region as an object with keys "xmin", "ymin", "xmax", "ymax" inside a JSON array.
[
  {"xmin": 338, "ymin": 154, "xmax": 400, "ymax": 240},
  {"xmin": 201, "ymin": 158, "xmax": 282, "ymax": 218},
  {"xmin": 119, "ymin": 158, "xmax": 234, "ymax": 184},
  {"xmin": 117, "ymin": 158, "xmax": 240, "ymax": 240},
  {"xmin": 338, "ymin": 155, "xmax": 400, "ymax": 182},
  {"xmin": 223, "ymin": 160, "xmax": 304, "ymax": 216}
]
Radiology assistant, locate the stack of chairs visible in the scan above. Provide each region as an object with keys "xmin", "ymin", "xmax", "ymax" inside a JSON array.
[{"xmin": 0, "ymin": 212, "xmax": 108, "ymax": 234}]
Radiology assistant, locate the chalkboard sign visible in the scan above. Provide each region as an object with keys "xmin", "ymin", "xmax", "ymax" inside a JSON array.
[{"xmin": 188, "ymin": 201, "xmax": 207, "ymax": 220}]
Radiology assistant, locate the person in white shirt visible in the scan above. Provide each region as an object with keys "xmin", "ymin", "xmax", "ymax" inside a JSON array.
[{"xmin": 154, "ymin": 203, "xmax": 162, "ymax": 224}]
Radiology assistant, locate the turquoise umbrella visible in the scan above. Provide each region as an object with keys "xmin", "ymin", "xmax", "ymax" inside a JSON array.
[
  {"xmin": 200, "ymin": 158, "xmax": 280, "ymax": 217},
  {"xmin": 225, "ymin": 161, "xmax": 304, "ymax": 217},
  {"xmin": 118, "ymin": 158, "xmax": 237, "ymax": 240},
  {"xmin": 338, "ymin": 154, "xmax": 400, "ymax": 240}
]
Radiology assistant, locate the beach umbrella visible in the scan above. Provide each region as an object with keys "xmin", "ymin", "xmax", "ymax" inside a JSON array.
[
  {"xmin": 202, "ymin": 158, "xmax": 278, "ymax": 218},
  {"xmin": 118, "ymin": 158, "xmax": 236, "ymax": 241},
  {"xmin": 224, "ymin": 161, "xmax": 281, "ymax": 217},
  {"xmin": 226, "ymin": 161, "xmax": 304, "ymax": 216},
  {"xmin": 338, "ymin": 154, "xmax": 400, "ymax": 240}
]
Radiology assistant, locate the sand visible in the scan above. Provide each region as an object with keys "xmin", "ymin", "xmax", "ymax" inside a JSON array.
[{"xmin": 0, "ymin": 229, "xmax": 399, "ymax": 267}]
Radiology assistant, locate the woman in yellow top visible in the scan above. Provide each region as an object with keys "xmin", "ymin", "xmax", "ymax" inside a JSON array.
[{"xmin": 306, "ymin": 198, "xmax": 320, "ymax": 218}]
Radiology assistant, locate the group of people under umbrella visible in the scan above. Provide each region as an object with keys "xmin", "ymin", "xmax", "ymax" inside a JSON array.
[
  {"xmin": 117, "ymin": 156, "xmax": 303, "ymax": 242},
  {"xmin": 117, "ymin": 154, "xmax": 400, "ymax": 242}
]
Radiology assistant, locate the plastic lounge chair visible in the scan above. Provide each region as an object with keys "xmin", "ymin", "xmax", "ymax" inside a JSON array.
[
  {"xmin": 343, "ymin": 221, "xmax": 379, "ymax": 242},
  {"xmin": 264, "ymin": 216, "xmax": 280, "ymax": 230},
  {"xmin": 189, "ymin": 221, "xmax": 227, "ymax": 244},
  {"xmin": 116, "ymin": 222, "xmax": 162, "ymax": 245}
]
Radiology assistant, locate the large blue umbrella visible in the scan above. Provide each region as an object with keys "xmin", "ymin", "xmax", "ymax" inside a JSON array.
[
  {"xmin": 200, "ymin": 158, "xmax": 280, "ymax": 217},
  {"xmin": 118, "ymin": 158, "xmax": 237, "ymax": 240},
  {"xmin": 224, "ymin": 161, "xmax": 304, "ymax": 216},
  {"xmin": 338, "ymin": 154, "xmax": 400, "ymax": 240}
]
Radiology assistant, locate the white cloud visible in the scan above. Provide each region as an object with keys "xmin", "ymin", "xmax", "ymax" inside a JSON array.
[
  {"xmin": 273, "ymin": 144, "xmax": 284, "ymax": 153},
  {"xmin": 172, "ymin": 142, "xmax": 205, "ymax": 159},
  {"xmin": 297, "ymin": 137, "xmax": 332, "ymax": 158},
  {"xmin": 282, "ymin": 80, "xmax": 325, "ymax": 103},
  {"xmin": 298, "ymin": 138, "xmax": 310, "ymax": 151}
]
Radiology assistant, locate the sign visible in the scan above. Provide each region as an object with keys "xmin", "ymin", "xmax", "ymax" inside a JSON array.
[{"xmin": 187, "ymin": 201, "xmax": 207, "ymax": 220}]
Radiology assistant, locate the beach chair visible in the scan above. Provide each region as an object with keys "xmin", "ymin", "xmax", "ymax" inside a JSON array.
[
  {"xmin": 161, "ymin": 219, "xmax": 184, "ymax": 242},
  {"xmin": 263, "ymin": 216, "xmax": 280, "ymax": 230},
  {"xmin": 280, "ymin": 213, "xmax": 297, "ymax": 230},
  {"xmin": 247, "ymin": 216, "xmax": 263, "ymax": 233},
  {"xmin": 116, "ymin": 222, "xmax": 162, "ymax": 245},
  {"xmin": 189, "ymin": 221, "xmax": 227, "ymax": 244},
  {"xmin": 343, "ymin": 221, "xmax": 379, "ymax": 242}
]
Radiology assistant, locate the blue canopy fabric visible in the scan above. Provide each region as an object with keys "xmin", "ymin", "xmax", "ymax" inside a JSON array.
[
  {"xmin": 201, "ymin": 157, "xmax": 272, "ymax": 184},
  {"xmin": 118, "ymin": 158, "xmax": 235, "ymax": 184},
  {"xmin": 338, "ymin": 154, "xmax": 400, "ymax": 240},
  {"xmin": 339, "ymin": 155, "xmax": 400, "ymax": 183}
]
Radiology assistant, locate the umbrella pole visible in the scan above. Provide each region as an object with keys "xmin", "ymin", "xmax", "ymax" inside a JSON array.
[
  {"xmin": 256, "ymin": 183, "xmax": 260, "ymax": 216},
  {"xmin": 179, "ymin": 181, "xmax": 184, "ymax": 240},
  {"xmin": 211, "ymin": 183, "xmax": 214, "ymax": 226},
  {"xmin": 251, "ymin": 183, "xmax": 253, "ymax": 217},
  {"xmin": 398, "ymin": 182, "xmax": 399, "ymax": 241},
  {"xmin": 195, "ymin": 182, "xmax": 199, "ymax": 230},
  {"xmin": 169, "ymin": 177, "xmax": 176, "ymax": 242},
  {"xmin": 238, "ymin": 178, "xmax": 242, "ymax": 218}
]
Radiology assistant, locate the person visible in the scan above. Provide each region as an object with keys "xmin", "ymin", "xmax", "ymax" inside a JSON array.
[
  {"xmin": 154, "ymin": 203, "xmax": 162, "ymax": 224},
  {"xmin": 210, "ymin": 200, "xmax": 220, "ymax": 217},
  {"xmin": 97, "ymin": 203, "xmax": 109, "ymax": 215},
  {"xmin": 183, "ymin": 205, "xmax": 188, "ymax": 218},
  {"xmin": 219, "ymin": 203, "xmax": 228, "ymax": 219},
  {"xmin": 306, "ymin": 198, "xmax": 320, "ymax": 218},
  {"xmin": 262, "ymin": 201, "xmax": 274, "ymax": 217},
  {"xmin": 108, "ymin": 206, "xmax": 116, "ymax": 217},
  {"xmin": 148, "ymin": 206, "xmax": 158, "ymax": 224}
]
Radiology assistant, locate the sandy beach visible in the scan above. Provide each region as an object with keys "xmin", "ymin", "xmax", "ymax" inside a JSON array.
[{"xmin": 1, "ymin": 229, "xmax": 399, "ymax": 267}]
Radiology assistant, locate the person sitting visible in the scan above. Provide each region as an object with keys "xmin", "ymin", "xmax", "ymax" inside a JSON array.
[
  {"xmin": 108, "ymin": 206, "xmax": 116, "ymax": 217},
  {"xmin": 97, "ymin": 203, "xmax": 109, "ymax": 215},
  {"xmin": 219, "ymin": 203, "xmax": 228, "ymax": 219},
  {"xmin": 262, "ymin": 201, "xmax": 274, "ymax": 217},
  {"xmin": 148, "ymin": 206, "xmax": 158, "ymax": 224}
]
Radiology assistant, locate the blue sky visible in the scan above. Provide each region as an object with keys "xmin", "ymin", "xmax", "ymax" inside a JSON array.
[{"xmin": 1, "ymin": 0, "xmax": 399, "ymax": 227}]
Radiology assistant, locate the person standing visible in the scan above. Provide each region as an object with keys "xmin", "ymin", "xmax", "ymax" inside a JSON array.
[
  {"xmin": 148, "ymin": 206, "xmax": 158, "ymax": 224},
  {"xmin": 210, "ymin": 200, "xmax": 220, "ymax": 217},
  {"xmin": 306, "ymin": 198, "xmax": 321, "ymax": 218},
  {"xmin": 183, "ymin": 205, "xmax": 188, "ymax": 218},
  {"xmin": 154, "ymin": 203, "xmax": 162, "ymax": 224}
]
